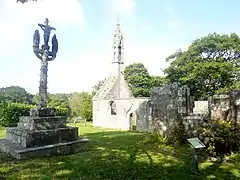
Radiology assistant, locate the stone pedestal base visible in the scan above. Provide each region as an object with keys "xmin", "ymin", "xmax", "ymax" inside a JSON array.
[
  {"xmin": 0, "ymin": 116, "xmax": 89, "ymax": 159},
  {"xmin": 30, "ymin": 107, "xmax": 56, "ymax": 117},
  {"xmin": 0, "ymin": 138, "xmax": 88, "ymax": 159}
]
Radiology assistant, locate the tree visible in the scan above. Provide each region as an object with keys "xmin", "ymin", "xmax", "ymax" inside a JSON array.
[
  {"xmin": 33, "ymin": 93, "xmax": 71, "ymax": 115},
  {"xmin": 124, "ymin": 63, "xmax": 152, "ymax": 97},
  {"xmin": 92, "ymin": 79, "xmax": 106, "ymax": 96},
  {"xmin": 150, "ymin": 76, "xmax": 168, "ymax": 88},
  {"xmin": 164, "ymin": 33, "xmax": 240, "ymax": 100},
  {"xmin": 16, "ymin": 0, "xmax": 37, "ymax": 3},
  {"xmin": 47, "ymin": 93, "xmax": 70, "ymax": 109},
  {"xmin": 0, "ymin": 86, "xmax": 33, "ymax": 104},
  {"xmin": 69, "ymin": 92, "xmax": 92, "ymax": 121}
]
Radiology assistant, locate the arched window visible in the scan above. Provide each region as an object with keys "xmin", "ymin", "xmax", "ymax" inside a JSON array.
[{"xmin": 109, "ymin": 101, "xmax": 117, "ymax": 115}]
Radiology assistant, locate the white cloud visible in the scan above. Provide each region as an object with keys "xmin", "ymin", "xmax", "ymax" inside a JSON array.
[
  {"xmin": 109, "ymin": 0, "xmax": 135, "ymax": 14},
  {"xmin": 5, "ymin": 0, "xmax": 84, "ymax": 26},
  {"xmin": 0, "ymin": 0, "xmax": 84, "ymax": 37},
  {"xmin": 0, "ymin": 0, "xmax": 185, "ymax": 94},
  {"xmin": 0, "ymin": 0, "xmax": 85, "ymax": 93},
  {"xmin": 123, "ymin": 42, "xmax": 174, "ymax": 76},
  {"xmin": 0, "ymin": 0, "xmax": 84, "ymax": 54},
  {"xmin": 45, "ymin": 40, "xmax": 177, "ymax": 93}
]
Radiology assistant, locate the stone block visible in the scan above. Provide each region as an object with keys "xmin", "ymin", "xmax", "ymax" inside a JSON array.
[
  {"xmin": 18, "ymin": 116, "xmax": 66, "ymax": 131},
  {"xmin": 212, "ymin": 94, "xmax": 229, "ymax": 99},
  {"xmin": 0, "ymin": 138, "xmax": 89, "ymax": 160},
  {"xmin": 6, "ymin": 127, "xmax": 78, "ymax": 148},
  {"xmin": 0, "ymin": 115, "xmax": 89, "ymax": 159}
]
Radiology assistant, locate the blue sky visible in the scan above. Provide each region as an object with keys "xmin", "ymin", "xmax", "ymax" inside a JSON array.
[{"xmin": 0, "ymin": 0, "xmax": 239, "ymax": 94}]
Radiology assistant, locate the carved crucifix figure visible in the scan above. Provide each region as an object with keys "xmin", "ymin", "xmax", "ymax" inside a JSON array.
[{"xmin": 38, "ymin": 18, "xmax": 56, "ymax": 49}]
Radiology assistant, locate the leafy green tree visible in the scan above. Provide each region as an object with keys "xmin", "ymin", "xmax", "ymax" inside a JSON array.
[
  {"xmin": 47, "ymin": 93, "xmax": 70, "ymax": 109},
  {"xmin": 124, "ymin": 63, "xmax": 152, "ymax": 97},
  {"xmin": 0, "ymin": 86, "xmax": 33, "ymax": 104},
  {"xmin": 69, "ymin": 92, "xmax": 93, "ymax": 121},
  {"xmin": 33, "ymin": 93, "xmax": 71, "ymax": 115},
  {"xmin": 150, "ymin": 76, "xmax": 168, "ymax": 88},
  {"xmin": 164, "ymin": 33, "xmax": 240, "ymax": 100}
]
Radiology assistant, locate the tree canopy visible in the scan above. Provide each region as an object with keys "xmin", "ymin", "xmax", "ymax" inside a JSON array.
[
  {"xmin": 0, "ymin": 86, "xmax": 33, "ymax": 104},
  {"xmin": 69, "ymin": 92, "xmax": 92, "ymax": 121},
  {"xmin": 124, "ymin": 63, "xmax": 166, "ymax": 97},
  {"xmin": 164, "ymin": 33, "xmax": 240, "ymax": 100},
  {"xmin": 124, "ymin": 63, "xmax": 152, "ymax": 97}
]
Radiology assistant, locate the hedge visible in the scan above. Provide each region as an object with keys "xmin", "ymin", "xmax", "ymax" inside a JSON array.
[{"xmin": 0, "ymin": 102, "xmax": 69, "ymax": 127}]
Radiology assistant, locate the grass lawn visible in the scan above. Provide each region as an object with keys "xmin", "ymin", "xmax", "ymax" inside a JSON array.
[{"xmin": 0, "ymin": 123, "xmax": 239, "ymax": 180}]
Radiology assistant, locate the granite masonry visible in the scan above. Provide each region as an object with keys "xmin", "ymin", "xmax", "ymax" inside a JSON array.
[
  {"xmin": 209, "ymin": 90, "xmax": 240, "ymax": 125},
  {"xmin": 0, "ymin": 19, "xmax": 88, "ymax": 159}
]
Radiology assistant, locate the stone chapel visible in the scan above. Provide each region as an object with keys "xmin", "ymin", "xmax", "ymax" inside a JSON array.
[{"xmin": 92, "ymin": 21, "xmax": 150, "ymax": 131}]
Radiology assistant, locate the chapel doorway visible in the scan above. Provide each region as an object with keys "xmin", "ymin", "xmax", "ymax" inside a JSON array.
[{"xmin": 129, "ymin": 112, "xmax": 136, "ymax": 130}]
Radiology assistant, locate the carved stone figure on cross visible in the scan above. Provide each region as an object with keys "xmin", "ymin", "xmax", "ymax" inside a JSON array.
[
  {"xmin": 38, "ymin": 18, "xmax": 56, "ymax": 50},
  {"xmin": 33, "ymin": 18, "xmax": 58, "ymax": 61}
]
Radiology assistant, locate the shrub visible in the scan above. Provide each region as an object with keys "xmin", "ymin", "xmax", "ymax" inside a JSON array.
[
  {"xmin": 144, "ymin": 132, "xmax": 167, "ymax": 145},
  {"xmin": 0, "ymin": 102, "xmax": 70, "ymax": 127},
  {"xmin": 0, "ymin": 102, "xmax": 34, "ymax": 127},
  {"xmin": 167, "ymin": 117, "xmax": 187, "ymax": 145},
  {"xmin": 199, "ymin": 119, "xmax": 240, "ymax": 158},
  {"xmin": 55, "ymin": 107, "xmax": 69, "ymax": 116}
]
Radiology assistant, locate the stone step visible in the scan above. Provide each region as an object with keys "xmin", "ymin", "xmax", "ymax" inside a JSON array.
[
  {"xmin": 0, "ymin": 138, "xmax": 89, "ymax": 160},
  {"xmin": 18, "ymin": 116, "xmax": 67, "ymax": 131},
  {"xmin": 6, "ymin": 127, "xmax": 78, "ymax": 148}
]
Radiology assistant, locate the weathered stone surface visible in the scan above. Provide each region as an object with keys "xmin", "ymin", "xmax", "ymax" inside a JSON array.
[
  {"xmin": 193, "ymin": 101, "xmax": 209, "ymax": 114},
  {"xmin": 18, "ymin": 116, "xmax": 66, "ymax": 131},
  {"xmin": 0, "ymin": 138, "xmax": 89, "ymax": 160},
  {"xmin": 183, "ymin": 113, "xmax": 205, "ymax": 137},
  {"xmin": 0, "ymin": 115, "xmax": 89, "ymax": 159},
  {"xmin": 30, "ymin": 107, "xmax": 56, "ymax": 117},
  {"xmin": 6, "ymin": 127, "xmax": 78, "ymax": 148},
  {"xmin": 210, "ymin": 90, "xmax": 240, "ymax": 125},
  {"xmin": 149, "ymin": 83, "xmax": 194, "ymax": 136}
]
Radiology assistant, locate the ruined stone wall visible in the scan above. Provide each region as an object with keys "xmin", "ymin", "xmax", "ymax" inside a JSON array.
[
  {"xmin": 209, "ymin": 90, "xmax": 240, "ymax": 125},
  {"xmin": 193, "ymin": 101, "xmax": 209, "ymax": 115},
  {"xmin": 149, "ymin": 83, "xmax": 194, "ymax": 137},
  {"xmin": 133, "ymin": 98, "xmax": 150, "ymax": 132}
]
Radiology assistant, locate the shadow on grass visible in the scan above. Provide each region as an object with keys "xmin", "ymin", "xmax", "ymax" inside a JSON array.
[{"xmin": 0, "ymin": 130, "xmax": 239, "ymax": 180}]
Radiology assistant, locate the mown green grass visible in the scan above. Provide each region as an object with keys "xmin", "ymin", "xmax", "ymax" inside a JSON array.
[
  {"xmin": 0, "ymin": 123, "xmax": 239, "ymax": 180},
  {"xmin": 0, "ymin": 126, "xmax": 6, "ymax": 139}
]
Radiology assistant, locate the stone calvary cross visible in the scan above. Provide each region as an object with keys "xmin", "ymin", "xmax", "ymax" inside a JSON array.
[
  {"xmin": 0, "ymin": 18, "xmax": 88, "ymax": 160},
  {"xmin": 31, "ymin": 18, "xmax": 58, "ymax": 116}
]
